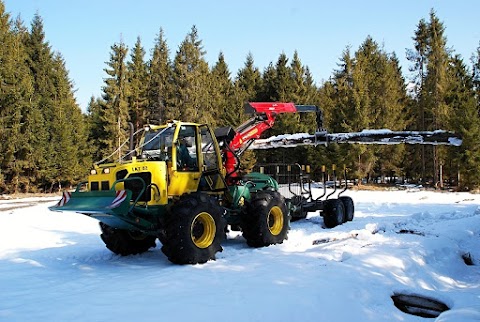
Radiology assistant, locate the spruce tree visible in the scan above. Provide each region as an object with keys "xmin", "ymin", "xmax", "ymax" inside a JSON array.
[
  {"xmin": 49, "ymin": 54, "xmax": 90, "ymax": 189},
  {"xmin": 407, "ymin": 10, "xmax": 451, "ymax": 185},
  {"xmin": 86, "ymin": 96, "xmax": 105, "ymax": 162},
  {"xmin": 311, "ymin": 81, "xmax": 342, "ymax": 179},
  {"xmin": 235, "ymin": 52, "xmax": 262, "ymax": 102},
  {"xmin": 0, "ymin": 5, "xmax": 28, "ymax": 192},
  {"xmin": 258, "ymin": 63, "xmax": 276, "ymax": 102},
  {"xmin": 23, "ymin": 13, "xmax": 54, "ymax": 190},
  {"xmin": 24, "ymin": 14, "xmax": 89, "ymax": 190},
  {"xmin": 406, "ymin": 18, "xmax": 430, "ymax": 182},
  {"xmin": 290, "ymin": 52, "xmax": 318, "ymax": 133},
  {"xmin": 127, "ymin": 37, "xmax": 148, "ymax": 132},
  {"xmin": 99, "ymin": 40, "xmax": 130, "ymax": 161},
  {"xmin": 171, "ymin": 25, "xmax": 210, "ymax": 123},
  {"xmin": 473, "ymin": 42, "xmax": 480, "ymax": 111},
  {"xmin": 446, "ymin": 55, "xmax": 480, "ymax": 189},
  {"xmin": 233, "ymin": 53, "xmax": 263, "ymax": 174},
  {"xmin": 374, "ymin": 53, "xmax": 409, "ymax": 182},
  {"xmin": 317, "ymin": 49, "xmax": 357, "ymax": 180},
  {"xmin": 262, "ymin": 53, "xmax": 296, "ymax": 137},
  {"xmin": 210, "ymin": 52, "xmax": 234, "ymax": 128},
  {"xmin": 0, "ymin": 7, "xmax": 89, "ymax": 192},
  {"xmin": 147, "ymin": 28, "xmax": 172, "ymax": 124},
  {"xmin": 324, "ymin": 38, "xmax": 409, "ymax": 183}
]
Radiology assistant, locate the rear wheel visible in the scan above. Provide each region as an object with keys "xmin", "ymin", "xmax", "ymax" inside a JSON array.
[
  {"xmin": 339, "ymin": 196, "xmax": 354, "ymax": 222},
  {"xmin": 242, "ymin": 191, "xmax": 290, "ymax": 247},
  {"xmin": 323, "ymin": 199, "xmax": 345, "ymax": 228},
  {"xmin": 161, "ymin": 193, "xmax": 226, "ymax": 264},
  {"xmin": 99, "ymin": 223, "xmax": 157, "ymax": 256}
]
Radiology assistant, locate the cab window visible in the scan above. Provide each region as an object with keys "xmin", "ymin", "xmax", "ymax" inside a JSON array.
[
  {"xmin": 200, "ymin": 125, "xmax": 219, "ymax": 171},
  {"xmin": 177, "ymin": 125, "xmax": 198, "ymax": 171}
]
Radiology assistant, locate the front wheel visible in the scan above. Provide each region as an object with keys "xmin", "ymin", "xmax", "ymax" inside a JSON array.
[
  {"xmin": 99, "ymin": 223, "xmax": 157, "ymax": 256},
  {"xmin": 161, "ymin": 193, "xmax": 226, "ymax": 264},
  {"xmin": 242, "ymin": 191, "xmax": 290, "ymax": 247}
]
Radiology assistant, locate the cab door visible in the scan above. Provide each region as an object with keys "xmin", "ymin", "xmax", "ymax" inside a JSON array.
[
  {"xmin": 198, "ymin": 124, "xmax": 227, "ymax": 193},
  {"xmin": 167, "ymin": 124, "xmax": 202, "ymax": 196}
]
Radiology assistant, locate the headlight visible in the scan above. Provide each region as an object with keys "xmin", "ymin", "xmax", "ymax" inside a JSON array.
[
  {"xmin": 90, "ymin": 169, "xmax": 97, "ymax": 175},
  {"xmin": 103, "ymin": 168, "xmax": 110, "ymax": 174}
]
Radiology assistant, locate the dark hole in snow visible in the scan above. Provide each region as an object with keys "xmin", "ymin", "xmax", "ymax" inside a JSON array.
[
  {"xmin": 397, "ymin": 229, "xmax": 425, "ymax": 236},
  {"xmin": 391, "ymin": 293, "xmax": 449, "ymax": 318},
  {"xmin": 462, "ymin": 252, "xmax": 474, "ymax": 266}
]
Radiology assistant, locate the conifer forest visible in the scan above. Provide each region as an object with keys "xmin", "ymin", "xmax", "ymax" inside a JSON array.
[{"xmin": 1, "ymin": 1, "xmax": 479, "ymax": 193}]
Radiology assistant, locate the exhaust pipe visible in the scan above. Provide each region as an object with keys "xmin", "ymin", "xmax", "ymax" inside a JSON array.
[{"xmin": 128, "ymin": 122, "xmax": 135, "ymax": 160}]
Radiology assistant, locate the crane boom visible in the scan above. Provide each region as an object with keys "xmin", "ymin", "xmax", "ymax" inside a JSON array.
[
  {"xmin": 214, "ymin": 102, "xmax": 461, "ymax": 182},
  {"xmin": 215, "ymin": 102, "xmax": 323, "ymax": 181}
]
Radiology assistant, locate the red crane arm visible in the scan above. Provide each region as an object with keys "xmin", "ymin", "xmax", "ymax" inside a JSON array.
[
  {"xmin": 223, "ymin": 102, "xmax": 320, "ymax": 182},
  {"xmin": 229, "ymin": 102, "xmax": 298, "ymax": 151}
]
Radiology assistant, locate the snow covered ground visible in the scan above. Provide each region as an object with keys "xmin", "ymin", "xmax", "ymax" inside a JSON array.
[{"xmin": 0, "ymin": 189, "xmax": 479, "ymax": 322}]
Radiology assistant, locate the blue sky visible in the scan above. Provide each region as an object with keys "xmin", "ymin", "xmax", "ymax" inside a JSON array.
[{"xmin": 3, "ymin": 0, "xmax": 479, "ymax": 112}]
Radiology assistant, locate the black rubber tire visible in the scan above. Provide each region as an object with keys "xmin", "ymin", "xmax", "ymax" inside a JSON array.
[
  {"xmin": 323, "ymin": 198, "xmax": 345, "ymax": 228},
  {"xmin": 161, "ymin": 192, "xmax": 226, "ymax": 265},
  {"xmin": 339, "ymin": 196, "xmax": 354, "ymax": 222},
  {"xmin": 99, "ymin": 223, "xmax": 157, "ymax": 256},
  {"xmin": 289, "ymin": 195, "xmax": 308, "ymax": 222},
  {"xmin": 242, "ymin": 191, "xmax": 290, "ymax": 247}
]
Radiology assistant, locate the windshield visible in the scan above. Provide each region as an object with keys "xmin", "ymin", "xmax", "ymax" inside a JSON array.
[{"xmin": 140, "ymin": 126, "xmax": 175, "ymax": 161}]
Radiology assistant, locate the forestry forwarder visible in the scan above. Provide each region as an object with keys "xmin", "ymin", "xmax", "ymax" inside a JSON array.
[{"xmin": 50, "ymin": 102, "xmax": 461, "ymax": 264}]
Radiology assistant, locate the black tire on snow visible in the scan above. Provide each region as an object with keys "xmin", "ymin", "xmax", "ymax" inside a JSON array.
[
  {"xmin": 339, "ymin": 196, "xmax": 354, "ymax": 222},
  {"xmin": 323, "ymin": 198, "xmax": 345, "ymax": 228},
  {"xmin": 99, "ymin": 223, "xmax": 157, "ymax": 256},
  {"xmin": 161, "ymin": 192, "xmax": 226, "ymax": 265},
  {"xmin": 242, "ymin": 191, "xmax": 290, "ymax": 247}
]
